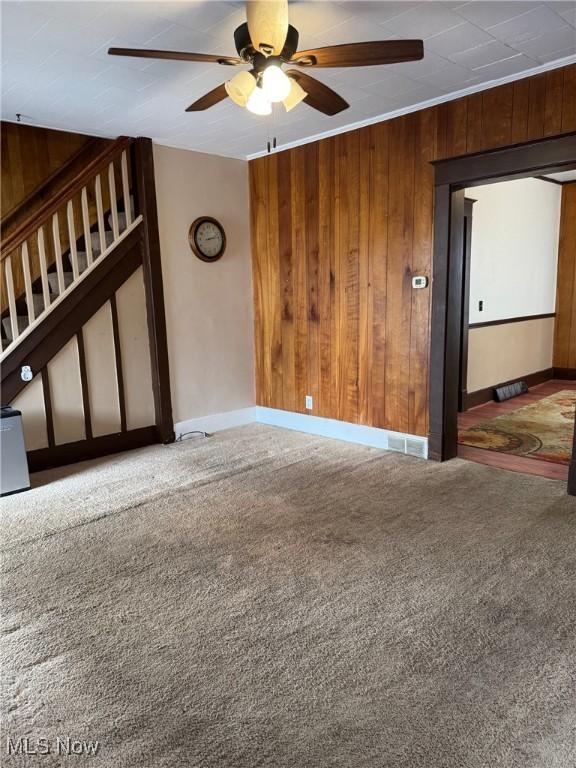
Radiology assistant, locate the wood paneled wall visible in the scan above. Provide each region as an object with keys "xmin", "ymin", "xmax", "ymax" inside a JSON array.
[
  {"xmin": 554, "ymin": 182, "xmax": 576, "ymax": 371},
  {"xmin": 1, "ymin": 121, "xmax": 93, "ymax": 218},
  {"xmin": 250, "ymin": 64, "xmax": 576, "ymax": 437}
]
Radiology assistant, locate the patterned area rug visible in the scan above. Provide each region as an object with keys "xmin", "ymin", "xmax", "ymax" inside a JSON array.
[{"xmin": 459, "ymin": 390, "xmax": 576, "ymax": 464}]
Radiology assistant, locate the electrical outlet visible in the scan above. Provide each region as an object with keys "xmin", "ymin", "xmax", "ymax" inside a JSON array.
[{"xmin": 305, "ymin": 395, "xmax": 313, "ymax": 410}]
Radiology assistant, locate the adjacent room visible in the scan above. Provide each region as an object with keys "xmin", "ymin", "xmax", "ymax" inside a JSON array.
[
  {"xmin": 457, "ymin": 174, "xmax": 576, "ymax": 480},
  {"xmin": 1, "ymin": 2, "xmax": 576, "ymax": 767}
]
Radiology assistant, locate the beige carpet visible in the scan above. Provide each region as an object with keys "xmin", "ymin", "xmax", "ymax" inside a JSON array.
[{"xmin": 1, "ymin": 424, "xmax": 575, "ymax": 767}]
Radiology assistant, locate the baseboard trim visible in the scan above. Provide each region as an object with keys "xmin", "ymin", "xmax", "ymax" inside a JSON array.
[
  {"xmin": 553, "ymin": 367, "xmax": 576, "ymax": 380},
  {"xmin": 175, "ymin": 407, "xmax": 256, "ymax": 438},
  {"xmin": 255, "ymin": 407, "xmax": 428, "ymax": 459},
  {"xmin": 465, "ymin": 368, "xmax": 554, "ymax": 410}
]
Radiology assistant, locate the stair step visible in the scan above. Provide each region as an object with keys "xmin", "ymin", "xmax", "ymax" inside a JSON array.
[
  {"xmin": 27, "ymin": 293, "xmax": 45, "ymax": 315},
  {"xmin": 2, "ymin": 315, "xmax": 28, "ymax": 343},
  {"xmin": 107, "ymin": 197, "xmax": 135, "ymax": 233},
  {"xmin": 47, "ymin": 272, "xmax": 74, "ymax": 295},
  {"xmin": 90, "ymin": 230, "xmax": 114, "ymax": 255}
]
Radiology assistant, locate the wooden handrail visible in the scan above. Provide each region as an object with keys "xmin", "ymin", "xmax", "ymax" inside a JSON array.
[
  {"xmin": 0, "ymin": 135, "xmax": 133, "ymax": 259},
  {"xmin": 1, "ymin": 137, "xmax": 109, "ymax": 234}
]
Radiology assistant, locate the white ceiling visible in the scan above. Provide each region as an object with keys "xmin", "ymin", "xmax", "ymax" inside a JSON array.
[{"xmin": 2, "ymin": 1, "xmax": 575, "ymax": 160}]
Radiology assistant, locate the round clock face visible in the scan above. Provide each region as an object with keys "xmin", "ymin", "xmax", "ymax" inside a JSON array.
[{"xmin": 190, "ymin": 217, "xmax": 226, "ymax": 262}]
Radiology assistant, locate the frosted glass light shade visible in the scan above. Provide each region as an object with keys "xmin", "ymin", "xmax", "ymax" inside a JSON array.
[
  {"xmin": 225, "ymin": 71, "xmax": 257, "ymax": 107},
  {"xmin": 261, "ymin": 65, "xmax": 291, "ymax": 103},
  {"xmin": 246, "ymin": 86, "xmax": 272, "ymax": 115},
  {"xmin": 283, "ymin": 78, "xmax": 307, "ymax": 112}
]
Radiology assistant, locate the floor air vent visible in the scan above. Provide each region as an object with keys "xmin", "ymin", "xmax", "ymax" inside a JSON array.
[
  {"xmin": 494, "ymin": 381, "xmax": 528, "ymax": 402},
  {"xmin": 406, "ymin": 439, "xmax": 427, "ymax": 459},
  {"xmin": 387, "ymin": 435, "xmax": 407, "ymax": 454}
]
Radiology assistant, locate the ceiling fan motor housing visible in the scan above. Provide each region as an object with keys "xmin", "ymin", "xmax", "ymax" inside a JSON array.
[{"xmin": 234, "ymin": 22, "xmax": 299, "ymax": 63}]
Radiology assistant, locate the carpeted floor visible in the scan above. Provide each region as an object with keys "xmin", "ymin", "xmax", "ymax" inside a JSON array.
[
  {"xmin": 1, "ymin": 424, "xmax": 575, "ymax": 768},
  {"xmin": 459, "ymin": 390, "xmax": 576, "ymax": 464}
]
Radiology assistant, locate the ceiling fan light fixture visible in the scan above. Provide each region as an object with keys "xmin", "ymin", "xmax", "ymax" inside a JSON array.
[
  {"xmin": 261, "ymin": 64, "xmax": 291, "ymax": 102},
  {"xmin": 225, "ymin": 70, "xmax": 257, "ymax": 107},
  {"xmin": 283, "ymin": 77, "xmax": 307, "ymax": 112},
  {"xmin": 246, "ymin": 85, "xmax": 272, "ymax": 115}
]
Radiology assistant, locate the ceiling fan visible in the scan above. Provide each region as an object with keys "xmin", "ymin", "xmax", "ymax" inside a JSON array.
[{"xmin": 109, "ymin": 1, "xmax": 424, "ymax": 117}]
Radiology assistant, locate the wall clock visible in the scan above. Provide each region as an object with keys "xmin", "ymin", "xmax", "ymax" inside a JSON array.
[{"xmin": 189, "ymin": 217, "xmax": 226, "ymax": 262}]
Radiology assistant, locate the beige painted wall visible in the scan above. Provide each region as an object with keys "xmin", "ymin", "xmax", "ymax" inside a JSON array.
[
  {"xmin": 467, "ymin": 317, "xmax": 555, "ymax": 393},
  {"xmin": 9, "ymin": 270, "xmax": 155, "ymax": 448},
  {"xmin": 153, "ymin": 144, "xmax": 255, "ymax": 425}
]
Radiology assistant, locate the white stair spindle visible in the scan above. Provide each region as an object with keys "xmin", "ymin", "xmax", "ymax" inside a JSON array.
[
  {"xmin": 21, "ymin": 241, "xmax": 35, "ymax": 324},
  {"xmin": 4, "ymin": 255, "xmax": 19, "ymax": 342},
  {"xmin": 121, "ymin": 150, "xmax": 132, "ymax": 227},
  {"xmin": 108, "ymin": 161, "xmax": 120, "ymax": 240},
  {"xmin": 52, "ymin": 212, "xmax": 65, "ymax": 295},
  {"xmin": 81, "ymin": 186, "xmax": 93, "ymax": 265},
  {"xmin": 95, "ymin": 174, "xmax": 106, "ymax": 256},
  {"xmin": 37, "ymin": 227, "xmax": 51, "ymax": 309},
  {"xmin": 67, "ymin": 200, "xmax": 80, "ymax": 279}
]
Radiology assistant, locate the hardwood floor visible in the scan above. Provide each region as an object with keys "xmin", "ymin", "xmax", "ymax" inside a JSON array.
[{"xmin": 457, "ymin": 379, "xmax": 575, "ymax": 481}]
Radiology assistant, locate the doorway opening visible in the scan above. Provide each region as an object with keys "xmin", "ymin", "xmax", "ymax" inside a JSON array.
[{"xmin": 428, "ymin": 133, "xmax": 576, "ymax": 496}]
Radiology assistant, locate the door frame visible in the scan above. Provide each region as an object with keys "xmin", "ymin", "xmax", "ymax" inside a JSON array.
[{"xmin": 428, "ymin": 132, "xmax": 576, "ymax": 495}]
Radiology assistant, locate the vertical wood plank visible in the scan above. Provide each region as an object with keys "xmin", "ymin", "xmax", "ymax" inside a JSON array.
[
  {"xmin": 291, "ymin": 146, "xmax": 308, "ymax": 413},
  {"xmin": 110, "ymin": 293, "xmax": 127, "ymax": 432},
  {"xmin": 384, "ymin": 115, "xmax": 415, "ymax": 433},
  {"xmin": 277, "ymin": 150, "xmax": 295, "ymax": 413},
  {"xmin": 481, "ymin": 84, "xmax": 513, "ymax": 149},
  {"xmin": 511, "ymin": 79, "xmax": 530, "ymax": 143},
  {"xmin": 527, "ymin": 73, "xmax": 546, "ymax": 139},
  {"xmin": 444, "ymin": 97, "xmax": 468, "ymax": 157},
  {"xmin": 250, "ymin": 158, "xmax": 270, "ymax": 407},
  {"xmin": 561, "ymin": 65, "xmax": 576, "ymax": 131},
  {"xmin": 357, "ymin": 127, "xmax": 372, "ymax": 425},
  {"xmin": 544, "ymin": 68, "xmax": 564, "ymax": 136},
  {"xmin": 465, "ymin": 93, "xmax": 484, "ymax": 153},
  {"xmin": 305, "ymin": 142, "xmax": 321, "ymax": 416},
  {"xmin": 368, "ymin": 122, "xmax": 389, "ymax": 430},
  {"xmin": 317, "ymin": 138, "xmax": 334, "ymax": 417},
  {"xmin": 553, "ymin": 183, "xmax": 576, "ymax": 369},
  {"xmin": 266, "ymin": 154, "xmax": 283, "ymax": 409}
]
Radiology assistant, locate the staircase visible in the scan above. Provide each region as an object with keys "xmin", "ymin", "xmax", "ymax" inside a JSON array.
[
  {"xmin": 0, "ymin": 136, "xmax": 174, "ymax": 471},
  {"xmin": 1, "ymin": 136, "xmax": 140, "ymax": 355},
  {"xmin": 1, "ymin": 196, "xmax": 134, "ymax": 345}
]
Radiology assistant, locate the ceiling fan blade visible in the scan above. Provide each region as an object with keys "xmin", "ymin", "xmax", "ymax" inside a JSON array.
[
  {"xmin": 286, "ymin": 71, "xmax": 349, "ymax": 116},
  {"xmin": 290, "ymin": 40, "xmax": 424, "ymax": 68},
  {"xmin": 185, "ymin": 84, "xmax": 228, "ymax": 112},
  {"xmin": 108, "ymin": 47, "xmax": 241, "ymax": 65},
  {"xmin": 246, "ymin": 0, "xmax": 289, "ymax": 55}
]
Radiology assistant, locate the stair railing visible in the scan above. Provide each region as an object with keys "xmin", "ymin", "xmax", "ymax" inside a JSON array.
[{"xmin": 0, "ymin": 136, "xmax": 143, "ymax": 359}]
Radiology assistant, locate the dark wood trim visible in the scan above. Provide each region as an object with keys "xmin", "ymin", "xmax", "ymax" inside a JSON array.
[
  {"xmin": 429, "ymin": 132, "xmax": 576, "ymax": 498},
  {"xmin": 76, "ymin": 329, "xmax": 93, "ymax": 440},
  {"xmin": 0, "ymin": 136, "xmax": 133, "ymax": 258},
  {"xmin": 553, "ymin": 367, "xmax": 576, "ymax": 380},
  {"xmin": 0, "ymin": 226, "xmax": 142, "ymax": 404},
  {"xmin": 469, "ymin": 312, "xmax": 555, "ymax": 329},
  {"xmin": 569, "ymin": 420, "xmax": 576, "ymax": 496},
  {"xmin": 109, "ymin": 294, "xmax": 127, "ymax": 433},
  {"xmin": 464, "ymin": 368, "xmax": 554, "ymax": 410},
  {"xmin": 432, "ymin": 132, "xmax": 576, "ymax": 187},
  {"xmin": 458, "ymin": 198, "xmax": 475, "ymax": 412},
  {"xmin": 535, "ymin": 175, "xmax": 574, "ymax": 186},
  {"xmin": 27, "ymin": 426, "xmax": 158, "ymax": 473},
  {"xmin": 133, "ymin": 138, "xmax": 175, "ymax": 445},
  {"xmin": 41, "ymin": 367, "xmax": 55, "ymax": 448}
]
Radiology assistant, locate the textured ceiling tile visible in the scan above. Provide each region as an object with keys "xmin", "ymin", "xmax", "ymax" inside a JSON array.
[
  {"xmin": 425, "ymin": 21, "xmax": 495, "ymax": 57},
  {"xmin": 383, "ymin": 3, "xmax": 467, "ymax": 38},
  {"xmin": 450, "ymin": 39, "xmax": 521, "ymax": 68},
  {"xmin": 487, "ymin": 5, "xmax": 566, "ymax": 44}
]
